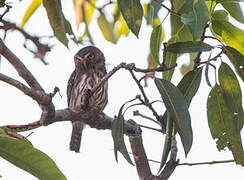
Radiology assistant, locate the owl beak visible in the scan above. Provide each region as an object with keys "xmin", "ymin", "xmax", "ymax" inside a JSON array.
[{"xmin": 82, "ymin": 59, "xmax": 88, "ymax": 69}]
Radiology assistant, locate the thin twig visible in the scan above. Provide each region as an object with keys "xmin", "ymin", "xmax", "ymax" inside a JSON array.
[
  {"xmin": 152, "ymin": 0, "xmax": 181, "ymax": 16},
  {"xmin": 133, "ymin": 110, "xmax": 161, "ymax": 125},
  {"xmin": 203, "ymin": 36, "xmax": 224, "ymax": 45},
  {"xmin": 89, "ymin": 62, "xmax": 176, "ymax": 99},
  {"xmin": 139, "ymin": 124, "xmax": 162, "ymax": 132},
  {"xmin": 129, "ymin": 69, "xmax": 149, "ymax": 103},
  {"xmin": 178, "ymin": 160, "xmax": 235, "ymax": 166},
  {"xmin": 193, "ymin": 24, "xmax": 209, "ymax": 69},
  {"xmin": 197, "ymin": 49, "xmax": 223, "ymax": 66},
  {"xmin": 162, "ymin": 42, "xmax": 167, "ymax": 65},
  {"xmin": 137, "ymin": 95, "xmax": 164, "ymax": 132},
  {"xmin": 0, "ymin": 4, "xmax": 11, "ymax": 19}
]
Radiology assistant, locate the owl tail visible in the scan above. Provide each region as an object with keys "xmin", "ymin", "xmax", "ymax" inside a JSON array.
[{"xmin": 70, "ymin": 121, "xmax": 85, "ymax": 152}]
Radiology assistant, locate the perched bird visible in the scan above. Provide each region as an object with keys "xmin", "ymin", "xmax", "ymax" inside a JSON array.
[{"xmin": 67, "ymin": 46, "xmax": 108, "ymax": 152}]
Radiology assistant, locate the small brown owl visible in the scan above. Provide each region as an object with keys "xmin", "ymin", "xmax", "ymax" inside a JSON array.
[{"xmin": 67, "ymin": 46, "xmax": 108, "ymax": 152}]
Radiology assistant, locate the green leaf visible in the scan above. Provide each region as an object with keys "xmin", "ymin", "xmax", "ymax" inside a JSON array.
[
  {"xmin": 111, "ymin": 115, "xmax": 134, "ymax": 165},
  {"xmin": 218, "ymin": 62, "xmax": 244, "ymax": 131},
  {"xmin": 43, "ymin": 0, "xmax": 68, "ymax": 47},
  {"xmin": 177, "ymin": 67, "xmax": 203, "ymax": 105},
  {"xmin": 221, "ymin": 2, "xmax": 244, "ymax": 24},
  {"xmin": 0, "ymin": 136, "xmax": 66, "ymax": 180},
  {"xmin": 162, "ymin": 37, "xmax": 178, "ymax": 81},
  {"xmin": 212, "ymin": 10, "xmax": 229, "ymax": 21},
  {"xmin": 150, "ymin": 25, "xmax": 162, "ymax": 65},
  {"xmin": 144, "ymin": 3, "xmax": 154, "ymax": 25},
  {"xmin": 172, "ymin": 0, "xmax": 188, "ymax": 12},
  {"xmin": 181, "ymin": 0, "xmax": 209, "ymax": 40},
  {"xmin": 211, "ymin": 19, "xmax": 244, "ymax": 55},
  {"xmin": 155, "ymin": 78, "xmax": 193, "ymax": 156},
  {"xmin": 170, "ymin": 0, "xmax": 193, "ymax": 41},
  {"xmin": 20, "ymin": 0, "xmax": 42, "ymax": 28},
  {"xmin": 158, "ymin": 111, "xmax": 173, "ymax": 173},
  {"xmin": 63, "ymin": 18, "xmax": 77, "ymax": 44},
  {"xmin": 118, "ymin": 0, "xmax": 143, "ymax": 37},
  {"xmin": 207, "ymin": 84, "xmax": 244, "ymax": 166},
  {"xmin": 162, "ymin": 67, "xmax": 203, "ymax": 125},
  {"xmin": 98, "ymin": 14, "xmax": 117, "ymax": 44},
  {"xmin": 224, "ymin": 46, "xmax": 244, "ymax": 82},
  {"xmin": 167, "ymin": 41, "xmax": 213, "ymax": 54}
]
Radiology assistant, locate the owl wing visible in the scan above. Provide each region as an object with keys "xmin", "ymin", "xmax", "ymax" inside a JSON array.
[{"xmin": 67, "ymin": 70, "xmax": 76, "ymax": 107}]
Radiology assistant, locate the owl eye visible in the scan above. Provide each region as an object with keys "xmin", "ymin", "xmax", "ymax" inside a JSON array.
[
  {"xmin": 88, "ymin": 54, "xmax": 95, "ymax": 59},
  {"xmin": 75, "ymin": 57, "xmax": 81, "ymax": 62}
]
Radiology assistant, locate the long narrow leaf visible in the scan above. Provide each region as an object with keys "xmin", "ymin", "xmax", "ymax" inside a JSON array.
[
  {"xmin": 43, "ymin": 0, "xmax": 68, "ymax": 47},
  {"xmin": 218, "ymin": 62, "xmax": 244, "ymax": 131},
  {"xmin": 161, "ymin": 67, "xmax": 202, "ymax": 127},
  {"xmin": 158, "ymin": 111, "xmax": 173, "ymax": 173},
  {"xmin": 207, "ymin": 85, "xmax": 244, "ymax": 166},
  {"xmin": 167, "ymin": 41, "xmax": 213, "ymax": 54},
  {"xmin": 224, "ymin": 46, "xmax": 244, "ymax": 82},
  {"xmin": 155, "ymin": 78, "xmax": 193, "ymax": 156},
  {"xmin": 150, "ymin": 25, "xmax": 162, "ymax": 64},
  {"xmin": 0, "ymin": 136, "xmax": 66, "ymax": 180},
  {"xmin": 20, "ymin": 0, "xmax": 42, "ymax": 28},
  {"xmin": 117, "ymin": 0, "xmax": 143, "ymax": 37}
]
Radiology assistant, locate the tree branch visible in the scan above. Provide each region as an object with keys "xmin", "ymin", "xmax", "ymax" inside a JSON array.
[
  {"xmin": 0, "ymin": 38, "xmax": 44, "ymax": 90},
  {"xmin": 0, "ymin": 38, "xmax": 179, "ymax": 179},
  {"xmin": 178, "ymin": 160, "xmax": 235, "ymax": 166},
  {"xmin": 0, "ymin": 20, "xmax": 51, "ymax": 65},
  {"xmin": 0, "ymin": 73, "xmax": 51, "ymax": 104},
  {"xmin": 129, "ymin": 131, "xmax": 153, "ymax": 180}
]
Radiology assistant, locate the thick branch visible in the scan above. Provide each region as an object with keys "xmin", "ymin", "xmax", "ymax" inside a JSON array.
[
  {"xmin": 0, "ymin": 73, "xmax": 51, "ymax": 104},
  {"xmin": 0, "ymin": 38, "xmax": 43, "ymax": 90},
  {"xmin": 129, "ymin": 132, "xmax": 153, "ymax": 180},
  {"xmin": 42, "ymin": 106, "xmax": 141, "ymax": 136}
]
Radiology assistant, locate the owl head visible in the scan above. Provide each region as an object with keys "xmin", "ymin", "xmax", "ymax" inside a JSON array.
[{"xmin": 74, "ymin": 46, "xmax": 105, "ymax": 70}]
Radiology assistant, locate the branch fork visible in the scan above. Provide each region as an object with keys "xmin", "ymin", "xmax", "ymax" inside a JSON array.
[{"xmin": 0, "ymin": 38, "xmax": 178, "ymax": 180}]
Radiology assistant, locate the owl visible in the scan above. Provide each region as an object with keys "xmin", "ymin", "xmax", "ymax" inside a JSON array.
[{"xmin": 67, "ymin": 46, "xmax": 108, "ymax": 152}]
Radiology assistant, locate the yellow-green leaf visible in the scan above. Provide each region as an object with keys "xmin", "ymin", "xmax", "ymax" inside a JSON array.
[
  {"xmin": 212, "ymin": 10, "xmax": 229, "ymax": 21},
  {"xmin": 98, "ymin": 14, "xmax": 117, "ymax": 44},
  {"xmin": 118, "ymin": 0, "xmax": 143, "ymax": 37},
  {"xmin": 113, "ymin": 13, "xmax": 130, "ymax": 38},
  {"xmin": 43, "ymin": 0, "xmax": 68, "ymax": 47},
  {"xmin": 207, "ymin": 84, "xmax": 244, "ymax": 166},
  {"xmin": 21, "ymin": 0, "xmax": 42, "ymax": 29},
  {"xmin": 0, "ymin": 136, "xmax": 67, "ymax": 180},
  {"xmin": 224, "ymin": 46, "xmax": 244, "ymax": 81},
  {"xmin": 218, "ymin": 62, "xmax": 244, "ymax": 131},
  {"xmin": 211, "ymin": 19, "xmax": 244, "ymax": 55},
  {"xmin": 150, "ymin": 24, "xmax": 162, "ymax": 64},
  {"xmin": 221, "ymin": 1, "xmax": 244, "ymax": 23}
]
